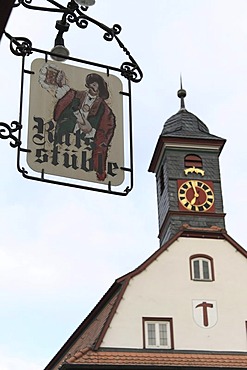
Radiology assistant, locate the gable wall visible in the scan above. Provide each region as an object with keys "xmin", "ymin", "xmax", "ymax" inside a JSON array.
[{"xmin": 100, "ymin": 237, "xmax": 247, "ymax": 351}]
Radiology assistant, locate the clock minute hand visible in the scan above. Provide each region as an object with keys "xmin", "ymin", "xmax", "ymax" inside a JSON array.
[
  {"xmin": 190, "ymin": 181, "xmax": 199, "ymax": 206},
  {"xmin": 191, "ymin": 180, "xmax": 199, "ymax": 197}
]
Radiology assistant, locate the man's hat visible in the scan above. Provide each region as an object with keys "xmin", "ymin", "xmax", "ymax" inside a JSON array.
[{"xmin": 86, "ymin": 73, "xmax": 109, "ymax": 100}]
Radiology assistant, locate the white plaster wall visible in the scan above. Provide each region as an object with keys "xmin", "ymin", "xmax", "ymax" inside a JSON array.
[{"xmin": 100, "ymin": 237, "xmax": 247, "ymax": 351}]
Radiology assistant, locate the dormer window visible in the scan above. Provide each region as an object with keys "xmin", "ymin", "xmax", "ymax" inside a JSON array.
[
  {"xmin": 190, "ymin": 255, "xmax": 214, "ymax": 281},
  {"xmin": 184, "ymin": 154, "xmax": 202, "ymax": 168},
  {"xmin": 143, "ymin": 318, "xmax": 173, "ymax": 349}
]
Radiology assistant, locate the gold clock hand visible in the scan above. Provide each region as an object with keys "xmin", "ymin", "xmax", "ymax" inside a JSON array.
[
  {"xmin": 191, "ymin": 196, "xmax": 197, "ymax": 205},
  {"xmin": 191, "ymin": 180, "xmax": 199, "ymax": 197}
]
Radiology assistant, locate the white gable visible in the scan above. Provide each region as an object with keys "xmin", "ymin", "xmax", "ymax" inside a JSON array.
[{"xmin": 100, "ymin": 236, "xmax": 247, "ymax": 351}]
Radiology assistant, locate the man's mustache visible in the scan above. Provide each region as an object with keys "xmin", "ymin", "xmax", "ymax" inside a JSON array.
[{"xmin": 85, "ymin": 84, "xmax": 98, "ymax": 92}]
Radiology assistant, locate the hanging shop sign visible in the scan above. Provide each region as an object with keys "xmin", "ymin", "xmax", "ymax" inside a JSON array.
[
  {"xmin": 2, "ymin": 1, "xmax": 143, "ymax": 195},
  {"xmin": 27, "ymin": 59, "xmax": 124, "ymax": 186}
]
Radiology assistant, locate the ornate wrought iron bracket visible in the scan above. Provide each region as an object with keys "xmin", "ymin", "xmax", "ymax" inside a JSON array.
[
  {"xmin": 4, "ymin": 31, "xmax": 32, "ymax": 56},
  {"xmin": 0, "ymin": 121, "xmax": 22, "ymax": 148},
  {"xmin": 12, "ymin": 0, "xmax": 143, "ymax": 83}
]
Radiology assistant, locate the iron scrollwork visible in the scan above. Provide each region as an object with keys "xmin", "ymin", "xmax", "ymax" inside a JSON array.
[
  {"xmin": 0, "ymin": 121, "xmax": 22, "ymax": 148},
  {"xmin": 11, "ymin": 36, "xmax": 32, "ymax": 57},
  {"xmin": 12, "ymin": 0, "xmax": 143, "ymax": 83}
]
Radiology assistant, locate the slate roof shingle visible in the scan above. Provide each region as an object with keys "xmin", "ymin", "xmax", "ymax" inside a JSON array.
[{"xmin": 161, "ymin": 109, "xmax": 224, "ymax": 141}]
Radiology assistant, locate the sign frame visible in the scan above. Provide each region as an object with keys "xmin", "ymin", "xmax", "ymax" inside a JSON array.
[{"xmin": 15, "ymin": 49, "xmax": 134, "ymax": 196}]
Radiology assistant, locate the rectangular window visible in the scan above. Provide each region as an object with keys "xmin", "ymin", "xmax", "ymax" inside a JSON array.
[
  {"xmin": 159, "ymin": 166, "xmax": 165, "ymax": 195},
  {"xmin": 143, "ymin": 318, "xmax": 173, "ymax": 349},
  {"xmin": 159, "ymin": 323, "xmax": 168, "ymax": 346},
  {"xmin": 147, "ymin": 323, "xmax": 156, "ymax": 345}
]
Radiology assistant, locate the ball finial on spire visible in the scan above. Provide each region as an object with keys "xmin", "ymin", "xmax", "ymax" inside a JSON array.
[{"xmin": 177, "ymin": 75, "xmax": 186, "ymax": 110}]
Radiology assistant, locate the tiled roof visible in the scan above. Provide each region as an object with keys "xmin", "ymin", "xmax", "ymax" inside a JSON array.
[
  {"xmin": 64, "ymin": 349, "xmax": 247, "ymax": 368},
  {"xmin": 148, "ymin": 109, "xmax": 226, "ymax": 173},
  {"xmin": 161, "ymin": 109, "xmax": 224, "ymax": 141},
  {"xmin": 69, "ymin": 293, "xmax": 120, "ymax": 354},
  {"xmin": 44, "ymin": 283, "xmax": 125, "ymax": 370}
]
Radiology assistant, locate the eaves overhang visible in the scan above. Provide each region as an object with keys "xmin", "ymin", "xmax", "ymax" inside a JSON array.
[
  {"xmin": 158, "ymin": 213, "xmax": 226, "ymax": 242},
  {"xmin": 117, "ymin": 227, "xmax": 247, "ymax": 284},
  {"xmin": 44, "ymin": 282, "xmax": 124, "ymax": 370},
  {"xmin": 61, "ymin": 365, "xmax": 247, "ymax": 370}
]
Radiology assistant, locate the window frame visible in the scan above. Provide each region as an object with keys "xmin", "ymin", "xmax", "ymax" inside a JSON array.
[
  {"xmin": 142, "ymin": 317, "xmax": 174, "ymax": 349},
  {"xmin": 184, "ymin": 154, "xmax": 203, "ymax": 168},
  {"xmin": 190, "ymin": 254, "xmax": 215, "ymax": 281}
]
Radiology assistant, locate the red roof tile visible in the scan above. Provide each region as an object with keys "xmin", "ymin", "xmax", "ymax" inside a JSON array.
[
  {"xmin": 44, "ymin": 283, "xmax": 124, "ymax": 370},
  {"xmin": 65, "ymin": 349, "xmax": 247, "ymax": 368}
]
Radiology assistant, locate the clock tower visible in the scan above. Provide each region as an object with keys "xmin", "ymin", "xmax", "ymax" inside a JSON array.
[{"xmin": 149, "ymin": 87, "xmax": 226, "ymax": 246}]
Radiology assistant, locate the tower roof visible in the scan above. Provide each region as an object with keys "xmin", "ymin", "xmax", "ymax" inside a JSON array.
[
  {"xmin": 161, "ymin": 85, "xmax": 224, "ymax": 141},
  {"xmin": 149, "ymin": 88, "xmax": 226, "ymax": 174},
  {"xmin": 162, "ymin": 109, "xmax": 223, "ymax": 141}
]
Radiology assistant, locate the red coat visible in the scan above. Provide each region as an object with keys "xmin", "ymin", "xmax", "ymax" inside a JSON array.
[{"xmin": 54, "ymin": 89, "xmax": 116, "ymax": 181}]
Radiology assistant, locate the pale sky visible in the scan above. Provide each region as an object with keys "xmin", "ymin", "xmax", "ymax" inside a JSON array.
[{"xmin": 1, "ymin": 1, "xmax": 247, "ymax": 369}]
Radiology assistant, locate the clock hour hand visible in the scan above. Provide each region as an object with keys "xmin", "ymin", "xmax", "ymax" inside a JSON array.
[{"xmin": 191, "ymin": 196, "xmax": 197, "ymax": 205}]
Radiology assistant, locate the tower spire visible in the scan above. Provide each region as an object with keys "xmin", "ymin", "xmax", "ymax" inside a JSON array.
[{"xmin": 177, "ymin": 75, "xmax": 186, "ymax": 110}]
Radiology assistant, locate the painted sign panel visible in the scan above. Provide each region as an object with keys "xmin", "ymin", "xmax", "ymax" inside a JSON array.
[
  {"xmin": 27, "ymin": 59, "xmax": 124, "ymax": 185},
  {"xmin": 192, "ymin": 300, "xmax": 217, "ymax": 328}
]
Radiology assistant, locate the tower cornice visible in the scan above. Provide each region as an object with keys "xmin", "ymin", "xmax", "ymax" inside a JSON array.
[
  {"xmin": 158, "ymin": 210, "xmax": 226, "ymax": 243},
  {"xmin": 149, "ymin": 136, "xmax": 226, "ymax": 174}
]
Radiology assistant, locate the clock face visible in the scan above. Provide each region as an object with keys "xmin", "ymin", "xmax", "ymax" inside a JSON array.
[{"xmin": 178, "ymin": 180, "xmax": 215, "ymax": 212}]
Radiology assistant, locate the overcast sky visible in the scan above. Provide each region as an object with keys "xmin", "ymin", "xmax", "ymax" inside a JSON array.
[{"xmin": 1, "ymin": 1, "xmax": 247, "ymax": 369}]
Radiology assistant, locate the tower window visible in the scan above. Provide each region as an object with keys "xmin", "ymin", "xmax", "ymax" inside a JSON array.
[
  {"xmin": 159, "ymin": 165, "xmax": 165, "ymax": 195},
  {"xmin": 184, "ymin": 154, "xmax": 202, "ymax": 168},
  {"xmin": 143, "ymin": 318, "xmax": 173, "ymax": 349},
  {"xmin": 190, "ymin": 254, "xmax": 214, "ymax": 281}
]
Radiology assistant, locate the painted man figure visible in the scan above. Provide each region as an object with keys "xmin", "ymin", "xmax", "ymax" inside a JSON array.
[{"xmin": 39, "ymin": 65, "xmax": 116, "ymax": 181}]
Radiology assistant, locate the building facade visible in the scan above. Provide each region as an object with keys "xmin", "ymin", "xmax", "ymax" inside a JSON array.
[{"xmin": 45, "ymin": 88, "xmax": 247, "ymax": 370}]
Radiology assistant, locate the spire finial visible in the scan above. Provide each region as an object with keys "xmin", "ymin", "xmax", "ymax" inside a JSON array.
[{"xmin": 177, "ymin": 74, "xmax": 186, "ymax": 110}]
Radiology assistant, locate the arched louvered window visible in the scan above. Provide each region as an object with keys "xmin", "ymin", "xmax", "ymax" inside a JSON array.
[{"xmin": 184, "ymin": 154, "xmax": 202, "ymax": 168}]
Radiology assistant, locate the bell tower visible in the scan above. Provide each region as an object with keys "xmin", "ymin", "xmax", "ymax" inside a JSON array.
[{"xmin": 149, "ymin": 86, "xmax": 226, "ymax": 246}]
